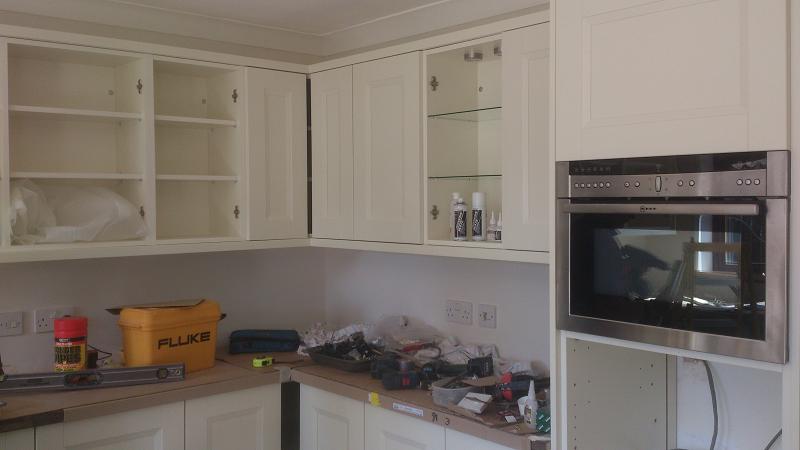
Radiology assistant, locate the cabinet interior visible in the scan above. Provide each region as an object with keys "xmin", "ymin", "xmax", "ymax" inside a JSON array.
[{"xmin": 426, "ymin": 39, "xmax": 502, "ymax": 244}]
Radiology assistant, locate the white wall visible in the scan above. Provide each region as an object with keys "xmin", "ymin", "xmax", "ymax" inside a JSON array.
[
  {"xmin": 0, "ymin": 248, "xmax": 325, "ymax": 373},
  {"xmin": 676, "ymin": 359, "xmax": 782, "ymax": 450},
  {"xmin": 321, "ymin": 249, "xmax": 550, "ymax": 372}
]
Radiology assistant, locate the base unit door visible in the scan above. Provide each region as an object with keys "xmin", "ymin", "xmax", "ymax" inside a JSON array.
[
  {"xmin": 35, "ymin": 402, "xmax": 184, "ymax": 450},
  {"xmin": 364, "ymin": 405, "xmax": 444, "ymax": 450},
  {"xmin": 445, "ymin": 429, "xmax": 516, "ymax": 450},
  {"xmin": 311, "ymin": 66, "xmax": 354, "ymax": 240},
  {"xmin": 245, "ymin": 67, "xmax": 308, "ymax": 240},
  {"xmin": 0, "ymin": 428, "xmax": 34, "ymax": 450},
  {"xmin": 353, "ymin": 52, "xmax": 423, "ymax": 244},
  {"xmin": 501, "ymin": 23, "xmax": 550, "ymax": 252},
  {"xmin": 185, "ymin": 384, "xmax": 281, "ymax": 450},
  {"xmin": 555, "ymin": 0, "xmax": 788, "ymax": 161},
  {"xmin": 299, "ymin": 384, "xmax": 365, "ymax": 450}
]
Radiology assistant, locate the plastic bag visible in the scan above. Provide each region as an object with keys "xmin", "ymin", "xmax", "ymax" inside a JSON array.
[{"xmin": 10, "ymin": 179, "xmax": 148, "ymax": 244}]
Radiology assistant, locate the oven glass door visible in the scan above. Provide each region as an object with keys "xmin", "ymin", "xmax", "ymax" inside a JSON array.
[{"xmin": 567, "ymin": 201, "xmax": 768, "ymax": 341}]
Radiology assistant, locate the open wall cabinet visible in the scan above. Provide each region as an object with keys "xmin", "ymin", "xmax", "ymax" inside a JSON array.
[{"xmin": 0, "ymin": 37, "xmax": 307, "ymax": 255}]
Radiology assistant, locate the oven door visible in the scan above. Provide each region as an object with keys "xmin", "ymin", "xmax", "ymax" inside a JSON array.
[{"xmin": 556, "ymin": 199, "xmax": 788, "ymax": 363}]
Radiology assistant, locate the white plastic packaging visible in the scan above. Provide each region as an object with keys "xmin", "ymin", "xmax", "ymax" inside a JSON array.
[{"xmin": 10, "ymin": 179, "xmax": 148, "ymax": 244}]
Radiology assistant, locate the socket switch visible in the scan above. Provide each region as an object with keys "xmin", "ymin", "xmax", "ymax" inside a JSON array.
[
  {"xmin": 477, "ymin": 304, "xmax": 497, "ymax": 328},
  {"xmin": 34, "ymin": 307, "xmax": 75, "ymax": 333},
  {"xmin": 446, "ymin": 300, "xmax": 473, "ymax": 325},
  {"xmin": 0, "ymin": 311, "xmax": 24, "ymax": 337}
]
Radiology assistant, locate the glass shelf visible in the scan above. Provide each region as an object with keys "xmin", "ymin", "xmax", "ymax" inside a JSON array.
[
  {"xmin": 427, "ymin": 106, "xmax": 502, "ymax": 122},
  {"xmin": 428, "ymin": 174, "xmax": 502, "ymax": 180}
]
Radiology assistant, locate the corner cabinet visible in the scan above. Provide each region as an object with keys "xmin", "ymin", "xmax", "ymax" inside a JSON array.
[
  {"xmin": 300, "ymin": 384, "xmax": 365, "ymax": 450},
  {"xmin": 365, "ymin": 405, "xmax": 445, "ymax": 450},
  {"xmin": 554, "ymin": 0, "xmax": 788, "ymax": 161},
  {"xmin": 353, "ymin": 52, "xmax": 423, "ymax": 244},
  {"xmin": 245, "ymin": 68, "xmax": 308, "ymax": 240}
]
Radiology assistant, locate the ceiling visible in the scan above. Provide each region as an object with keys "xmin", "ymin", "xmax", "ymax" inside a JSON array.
[
  {"xmin": 0, "ymin": 0, "xmax": 546, "ymax": 57},
  {"xmin": 103, "ymin": 0, "xmax": 450, "ymax": 36}
]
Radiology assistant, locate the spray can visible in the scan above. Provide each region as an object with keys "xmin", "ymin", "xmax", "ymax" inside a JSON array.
[
  {"xmin": 449, "ymin": 192, "xmax": 461, "ymax": 240},
  {"xmin": 54, "ymin": 316, "xmax": 88, "ymax": 372},
  {"xmin": 453, "ymin": 198, "xmax": 468, "ymax": 241},
  {"xmin": 471, "ymin": 192, "xmax": 486, "ymax": 241}
]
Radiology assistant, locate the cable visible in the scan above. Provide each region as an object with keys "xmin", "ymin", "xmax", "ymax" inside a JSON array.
[
  {"xmin": 702, "ymin": 360, "xmax": 718, "ymax": 450},
  {"xmin": 763, "ymin": 429, "xmax": 782, "ymax": 450}
]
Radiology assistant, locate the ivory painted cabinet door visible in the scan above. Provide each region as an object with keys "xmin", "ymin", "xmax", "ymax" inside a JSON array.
[
  {"xmin": 300, "ymin": 384, "xmax": 365, "ymax": 450},
  {"xmin": 245, "ymin": 68, "xmax": 308, "ymax": 240},
  {"xmin": 35, "ymin": 402, "xmax": 184, "ymax": 450},
  {"xmin": 501, "ymin": 24, "xmax": 550, "ymax": 252},
  {"xmin": 353, "ymin": 52, "xmax": 423, "ymax": 244},
  {"xmin": 364, "ymin": 405, "xmax": 444, "ymax": 450},
  {"xmin": 0, "ymin": 428, "xmax": 34, "ymax": 450},
  {"xmin": 445, "ymin": 429, "xmax": 515, "ymax": 450},
  {"xmin": 555, "ymin": 0, "xmax": 788, "ymax": 161},
  {"xmin": 185, "ymin": 385, "xmax": 281, "ymax": 450},
  {"xmin": 311, "ymin": 66, "xmax": 354, "ymax": 239}
]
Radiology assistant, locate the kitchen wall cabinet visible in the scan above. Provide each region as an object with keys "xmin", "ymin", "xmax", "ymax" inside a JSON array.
[
  {"xmin": 245, "ymin": 68, "xmax": 308, "ymax": 241},
  {"xmin": 0, "ymin": 428, "xmax": 34, "ymax": 450},
  {"xmin": 353, "ymin": 52, "xmax": 423, "ymax": 244},
  {"xmin": 299, "ymin": 384, "xmax": 365, "ymax": 450},
  {"xmin": 555, "ymin": 0, "xmax": 788, "ymax": 161},
  {"xmin": 364, "ymin": 404, "xmax": 445, "ymax": 450},
  {"xmin": 445, "ymin": 429, "xmax": 516, "ymax": 450},
  {"xmin": 185, "ymin": 384, "xmax": 281, "ymax": 450},
  {"xmin": 501, "ymin": 24, "xmax": 550, "ymax": 252},
  {"xmin": 35, "ymin": 402, "xmax": 184, "ymax": 450},
  {"xmin": 310, "ymin": 66, "xmax": 354, "ymax": 240}
]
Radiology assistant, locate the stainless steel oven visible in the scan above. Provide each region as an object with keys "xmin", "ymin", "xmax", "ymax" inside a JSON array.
[{"xmin": 556, "ymin": 151, "xmax": 790, "ymax": 363}]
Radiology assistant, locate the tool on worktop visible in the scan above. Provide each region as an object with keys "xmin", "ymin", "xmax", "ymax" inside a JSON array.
[
  {"xmin": 229, "ymin": 329, "xmax": 301, "ymax": 354},
  {"xmin": 252, "ymin": 355, "xmax": 274, "ymax": 368},
  {"xmin": 0, "ymin": 363, "xmax": 185, "ymax": 393}
]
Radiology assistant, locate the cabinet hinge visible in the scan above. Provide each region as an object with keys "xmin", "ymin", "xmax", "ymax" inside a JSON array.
[
  {"xmin": 232, "ymin": 89, "xmax": 238, "ymax": 103},
  {"xmin": 139, "ymin": 206, "xmax": 145, "ymax": 218},
  {"xmin": 234, "ymin": 205, "xmax": 240, "ymax": 219},
  {"xmin": 430, "ymin": 76, "xmax": 439, "ymax": 91},
  {"xmin": 136, "ymin": 79, "xmax": 143, "ymax": 94}
]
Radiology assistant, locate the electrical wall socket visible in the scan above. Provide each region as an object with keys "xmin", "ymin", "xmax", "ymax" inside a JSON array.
[
  {"xmin": 477, "ymin": 304, "xmax": 497, "ymax": 329},
  {"xmin": 0, "ymin": 311, "xmax": 24, "ymax": 337},
  {"xmin": 34, "ymin": 307, "xmax": 75, "ymax": 333},
  {"xmin": 446, "ymin": 300, "xmax": 473, "ymax": 325}
]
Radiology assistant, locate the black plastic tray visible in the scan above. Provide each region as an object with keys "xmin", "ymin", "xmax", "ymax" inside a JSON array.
[{"xmin": 307, "ymin": 349, "xmax": 375, "ymax": 372}]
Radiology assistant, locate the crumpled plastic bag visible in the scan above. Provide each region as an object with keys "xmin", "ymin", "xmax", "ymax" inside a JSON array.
[{"xmin": 10, "ymin": 179, "xmax": 148, "ymax": 244}]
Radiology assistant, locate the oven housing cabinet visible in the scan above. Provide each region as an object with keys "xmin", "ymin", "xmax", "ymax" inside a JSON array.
[{"xmin": 555, "ymin": 151, "xmax": 790, "ymax": 363}]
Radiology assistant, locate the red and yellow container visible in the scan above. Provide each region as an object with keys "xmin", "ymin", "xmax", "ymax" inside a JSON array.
[
  {"xmin": 55, "ymin": 316, "xmax": 88, "ymax": 372},
  {"xmin": 117, "ymin": 299, "xmax": 222, "ymax": 373}
]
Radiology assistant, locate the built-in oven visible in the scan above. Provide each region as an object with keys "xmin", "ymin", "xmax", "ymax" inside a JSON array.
[{"xmin": 556, "ymin": 151, "xmax": 790, "ymax": 363}]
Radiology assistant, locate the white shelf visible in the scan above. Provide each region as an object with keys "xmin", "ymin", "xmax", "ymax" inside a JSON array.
[
  {"xmin": 427, "ymin": 239, "xmax": 504, "ymax": 249},
  {"xmin": 155, "ymin": 236, "xmax": 242, "ymax": 245},
  {"xmin": 155, "ymin": 115, "xmax": 237, "ymax": 128},
  {"xmin": 9, "ymin": 105, "xmax": 142, "ymax": 122},
  {"xmin": 156, "ymin": 174, "xmax": 239, "ymax": 182},
  {"xmin": 11, "ymin": 171, "xmax": 144, "ymax": 181}
]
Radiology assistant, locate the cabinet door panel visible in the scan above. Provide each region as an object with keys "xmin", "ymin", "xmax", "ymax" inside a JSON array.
[
  {"xmin": 353, "ymin": 52, "xmax": 422, "ymax": 244},
  {"xmin": 246, "ymin": 68, "xmax": 308, "ymax": 240},
  {"xmin": 502, "ymin": 24, "xmax": 550, "ymax": 252},
  {"xmin": 445, "ymin": 429, "xmax": 515, "ymax": 450},
  {"xmin": 185, "ymin": 384, "xmax": 281, "ymax": 450},
  {"xmin": 364, "ymin": 405, "xmax": 444, "ymax": 450},
  {"xmin": 300, "ymin": 384, "xmax": 365, "ymax": 450},
  {"xmin": 0, "ymin": 428, "xmax": 34, "ymax": 450},
  {"xmin": 311, "ymin": 66, "xmax": 354, "ymax": 239},
  {"xmin": 555, "ymin": 0, "xmax": 787, "ymax": 161},
  {"xmin": 35, "ymin": 402, "xmax": 184, "ymax": 450}
]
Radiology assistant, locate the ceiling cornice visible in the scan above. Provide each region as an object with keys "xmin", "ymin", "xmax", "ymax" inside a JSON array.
[{"xmin": 0, "ymin": 0, "xmax": 547, "ymax": 57}]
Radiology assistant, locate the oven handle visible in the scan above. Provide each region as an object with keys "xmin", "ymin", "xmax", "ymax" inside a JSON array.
[{"xmin": 561, "ymin": 202, "xmax": 760, "ymax": 216}]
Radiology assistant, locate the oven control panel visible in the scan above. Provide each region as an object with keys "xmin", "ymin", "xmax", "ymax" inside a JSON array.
[{"xmin": 561, "ymin": 170, "xmax": 768, "ymax": 198}]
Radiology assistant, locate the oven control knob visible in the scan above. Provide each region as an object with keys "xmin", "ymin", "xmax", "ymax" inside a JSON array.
[
  {"xmin": 655, "ymin": 176, "xmax": 662, "ymax": 192},
  {"xmin": 754, "ymin": 179, "xmax": 761, "ymax": 185},
  {"xmin": 689, "ymin": 180, "xmax": 695, "ymax": 186},
  {"xmin": 580, "ymin": 183, "xmax": 585, "ymax": 188},
  {"xmin": 677, "ymin": 180, "xmax": 684, "ymax": 187},
  {"xmin": 606, "ymin": 182, "xmax": 612, "ymax": 188},
  {"xmin": 593, "ymin": 183, "xmax": 598, "ymax": 188},
  {"xmin": 634, "ymin": 181, "xmax": 641, "ymax": 187},
  {"xmin": 624, "ymin": 182, "xmax": 630, "ymax": 188},
  {"xmin": 745, "ymin": 179, "xmax": 752, "ymax": 185},
  {"xmin": 574, "ymin": 183, "xmax": 579, "ymax": 188},
  {"xmin": 737, "ymin": 179, "xmax": 744, "ymax": 185}
]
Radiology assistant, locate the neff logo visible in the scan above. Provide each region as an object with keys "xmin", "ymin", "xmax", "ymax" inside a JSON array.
[
  {"xmin": 640, "ymin": 205, "xmax": 657, "ymax": 212},
  {"xmin": 158, "ymin": 331, "xmax": 211, "ymax": 349}
]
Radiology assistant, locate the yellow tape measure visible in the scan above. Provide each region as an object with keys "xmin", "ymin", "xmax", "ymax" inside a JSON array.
[{"xmin": 252, "ymin": 356, "xmax": 274, "ymax": 368}]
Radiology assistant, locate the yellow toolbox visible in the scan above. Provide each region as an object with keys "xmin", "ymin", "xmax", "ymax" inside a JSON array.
[{"xmin": 117, "ymin": 299, "xmax": 222, "ymax": 373}]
